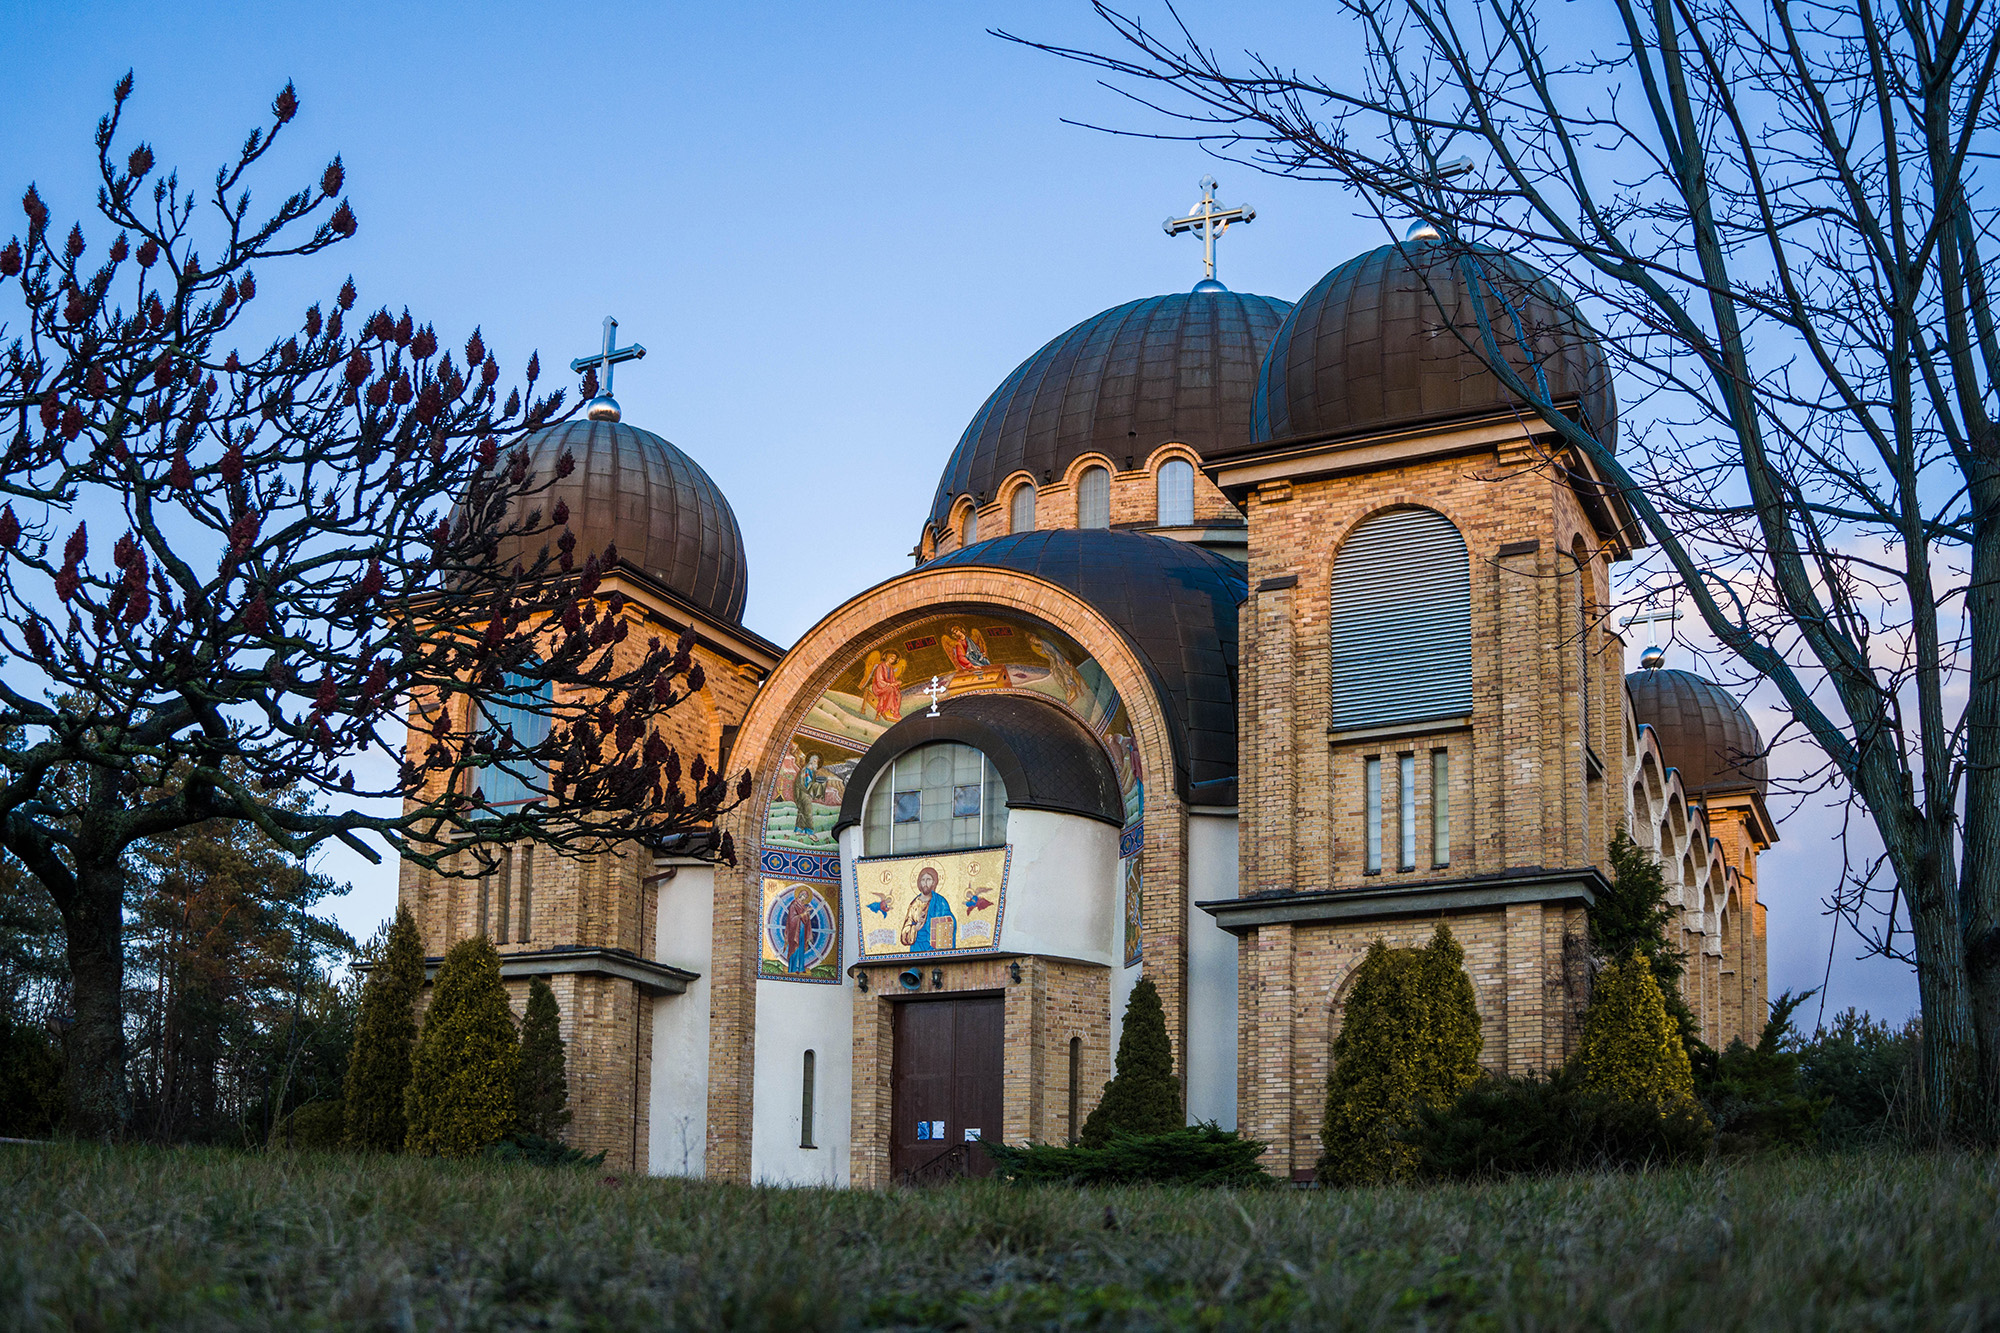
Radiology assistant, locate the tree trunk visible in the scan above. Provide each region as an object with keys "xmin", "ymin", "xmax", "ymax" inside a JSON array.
[
  {"xmin": 58, "ymin": 855, "xmax": 131, "ymax": 1140},
  {"xmin": 1961, "ymin": 468, "xmax": 2000, "ymax": 1145},
  {"xmin": 1903, "ymin": 842, "xmax": 1978, "ymax": 1141}
]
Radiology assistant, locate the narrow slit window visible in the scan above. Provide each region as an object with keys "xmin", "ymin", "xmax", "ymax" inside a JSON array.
[
  {"xmin": 1156, "ymin": 458, "xmax": 1195, "ymax": 526},
  {"xmin": 800, "ymin": 1049, "xmax": 817, "ymax": 1148},
  {"xmin": 1010, "ymin": 484, "xmax": 1035, "ymax": 534},
  {"xmin": 496, "ymin": 850, "xmax": 514, "ymax": 943},
  {"xmin": 1364, "ymin": 757, "xmax": 1383, "ymax": 874},
  {"xmin": 1398, "ymin": 753, "xmax": 1417, "ymax": 871},
  {"xmin": 477, "ymin": 871, "xmax": 491, "ymax": 939},
  {"xmin": 1078, "ymin": 466, "xmax": 1111, "ymax": 529},
  {"xmin": 1067, "ymin": 1036, "xmax": 1082, "ymax": 1145},
  {"xmin": 1431, "ymin": 750, "xmax": 1451, "ymax": 868},
  {"xmin": 962, "ymin": 506, "xmax": 979, "ymax": 547}
]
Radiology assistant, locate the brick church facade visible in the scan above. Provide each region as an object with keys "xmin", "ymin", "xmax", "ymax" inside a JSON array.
[{"xmin": 401, "ymin": 223, "xmax": 1776, "ymax": 1180}]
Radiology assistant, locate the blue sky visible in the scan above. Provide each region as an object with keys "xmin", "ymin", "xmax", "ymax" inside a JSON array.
[{"xmin": 0, "ymin": 1, "xmax": 1917, "ymax": 1022}]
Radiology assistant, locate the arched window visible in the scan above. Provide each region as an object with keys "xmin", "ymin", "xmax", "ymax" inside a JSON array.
[
  {"xmin": 1156, "ymin": 458, "xmax": 1195, "ymax": 526},
  {"xmin": 961, "ymin": 504, "xmax": 979, "ymax": 547},
  {"xmin": 861, "ymin": 741, "xmax": 1008, "ymax": 854},
  {"xmin": 1077, "ymin": 466, "xmax": 1110, "ymax": 529},
  {"xmin": 1329, "ymin": 508, "xmax": 1471, "ymax": 730},
  {"xmin": 480, "ymin": 665, "xmax": 554, "ymax": 806},
  {"xmin": 1010, "ymin": 483, "xmax": 1036, "ymax": 534}
]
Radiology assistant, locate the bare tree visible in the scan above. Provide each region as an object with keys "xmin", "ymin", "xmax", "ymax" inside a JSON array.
[
  {"xmin": 1007, "ymin": 0, "xmax": 2000, "ymax": 1138},
  {"xmin": 0, "ymin": 76, "xmax": 746, "ymax": 1140}
]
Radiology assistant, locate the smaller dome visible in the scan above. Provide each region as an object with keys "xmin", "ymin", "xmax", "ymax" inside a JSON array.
[
  {"xmin": 1252, "ymin": 238, "xmax": 1616, "ymax": 450},
  {"xmin": 488, "ymin": 418, "xmax": 748, "ymax": 625},
  {"xmin": 1627, "ymin": 666, "xmax": 1767, "ymax": 796}
]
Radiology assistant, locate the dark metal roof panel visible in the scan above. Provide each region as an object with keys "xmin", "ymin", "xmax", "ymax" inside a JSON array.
[
  {"xmin": 833, "ymin": 692, "xmax": 1125, "ymax": 832},
  {"xmin": 929, "ymin": 289, "xmax": 1291, "ymax": 531},
  {"xmin": 1625, "ymin": 667, "xmax": 1768, "ymax": 795},
  {"xmin": 925, "ymin": 528, "xmax": 1247, "ymax": 804},
  {"xmin": 491, "ymin": 418, "xmax": 749, "ymax": 626},
  {"xmin": 1249, "ymin": 240, "xmax": 1616, "ymax": 452}
]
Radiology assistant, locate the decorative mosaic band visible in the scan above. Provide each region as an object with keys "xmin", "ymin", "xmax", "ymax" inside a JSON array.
[{"xmin": 760, "ymin": 845, "xmax": 840, "ymax": 882}]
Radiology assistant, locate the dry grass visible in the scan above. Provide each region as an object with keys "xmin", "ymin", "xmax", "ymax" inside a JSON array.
[{"xmin": 2, "ymin": 1143, "xmax": 1996, "ymax": 1330}]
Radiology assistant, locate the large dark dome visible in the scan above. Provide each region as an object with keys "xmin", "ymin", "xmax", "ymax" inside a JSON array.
[
  {"xmin": 928, "ymin": 288, "xmax": 1291, "ymax": 533},
  {"xmin": 926, "ymin": 528, "xmax": 1245, "ymax": 803},
  {"xmin": 493, "ymin": 418, "xmax": 748, "ymax": 625},
  {"xmin": 1627, "ymin": 666, "xmax": 1767, "ymax": 796},
  {"xmin": 1249, "ymin": 239, "xmax": 1615, "ymax": 451}
]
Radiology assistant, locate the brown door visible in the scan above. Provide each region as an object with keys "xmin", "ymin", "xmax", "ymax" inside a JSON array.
[{"xmin": 891, "ymin": 995, "xmax": 1004, "ymax": 1181}]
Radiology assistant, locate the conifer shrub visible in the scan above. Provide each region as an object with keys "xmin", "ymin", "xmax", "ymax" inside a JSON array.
[
  {"xmin": 1596, "ymin": 830, "xmax": 1705, "ymax": 1061},
  {"xmin": 1801, "ymin": 1008, "xmax": 1924, "ymax": 1147},
  {"xmin": 1578, "ymin": 951, "xmax": 1707, "ymax": 1131},
  {"xmin": 281, "ymin": 1099, "xmax": 347, "ymax": 1151},
  {"xmin": 1318, "ymin": 925, "xmax": 1483, "ymax": 1186},
  {"xmin": 485, "ymin": 1131, "xmax": 605, "ymax": 1168},
  {"xmin": 1705, "ymin": 991, "xmax": 1825, "ymax": 1152},
  {"xmin": 342, "ymin": 906, "xmax": 425, "ymax": 1151},
  {"xmin": 1080, "ymin": 977, "xmax": 1181, "ymax": 1147},
  {"xmin": 1407, "ymin": 1066, "xmax": 1711, "ymax": 1179},
  {"xmin": 0, "ymin": 1015, "xmax": 64, "ymax": 1138},
  {"xmin": 985, "ymin": 1124, "xmax": 1273, "ymax": 1188},
  {"xmin": 404, "ymin": 935, "xmax": 520, "ymax": 1157},
  {"xmin": 515, "ymin": 977, "xmax": 572, "ymax": 1140}
]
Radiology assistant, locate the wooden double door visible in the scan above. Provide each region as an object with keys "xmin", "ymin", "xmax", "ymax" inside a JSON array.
[{"xmin": 891, "ymin": 995, "xmax": 1004, "ymax": 1182}]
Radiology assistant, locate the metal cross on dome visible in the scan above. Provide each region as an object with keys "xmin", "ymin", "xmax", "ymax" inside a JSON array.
[
  {"xmin": 1164, "ymin": 176, "xmax": 1255, "ymax": 288},
  {"xmin": 1620, "ymin": 604, "xmax": 1683, "ymax": 669},
  {"xmin": 568, "ymin": 316, "xmax": 647, "ymax": 423}
]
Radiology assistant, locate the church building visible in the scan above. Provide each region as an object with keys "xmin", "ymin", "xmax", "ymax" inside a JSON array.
[{"xmin": 402, "ymin": 188, "xmax": 1778, "ymax": 1182}]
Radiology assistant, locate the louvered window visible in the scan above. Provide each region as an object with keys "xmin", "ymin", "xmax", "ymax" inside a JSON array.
[
  {"xmin": 1157, "ymin": 458, "xmax": 1195, "ymax": 526},
  {"xmin": 1078, "ymin": 466, "xmax": 1110, "ymax": 529},
  {"xmin": 1329, "ymin": 508, "xmax": 1471, "ymax": 730},
  {"xmin": 1010, "ymin": 483, "xmax": 1035, "ymax": 534}
]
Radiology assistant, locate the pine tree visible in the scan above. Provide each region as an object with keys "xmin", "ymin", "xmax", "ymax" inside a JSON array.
[
  {"xmin": 1319, "ymin": 924, "xmax": 1483, "ymax": 1185},
  {"xmin": 1597, "ymin": 829, "xmax": 1704, "ymax": 1059},
  {"xmin": 1578, "ymin": 950, "xmax": 1705, "ymax": 1121},
  {"xmin": 515, "ymin": 976, "xmax": 572, "ymax": 1140},
  {"xmin": 342, "ymin": 906, "xmax": 425, "ymax": 1151},
  {"xmin": 404, "ymin": 935, "xmax": 519, "ymax": 1157},
  {"xmin": 1081, "ymin": 977, "xmax": 1182, "ymax": 1147}
]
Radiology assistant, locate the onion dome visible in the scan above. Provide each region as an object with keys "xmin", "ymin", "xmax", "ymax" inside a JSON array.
[
  {"xmin": 492, "ymin": 417, "xmax": 748, "ymax": 625},
  {"xmin": 1249, "ymin": 238, "xmax": 1615, "ymax": 451},
  {"xmin": 926, "ymin": 528, "xmax": 1246, "ymax": 804},
  {"xmin": 1626, "ymin": 665, "xmax": 1767, "ymax": 796},
  {"xmin": 928, "ymin": 288, "xmax": 1292, "ymax": 533}
]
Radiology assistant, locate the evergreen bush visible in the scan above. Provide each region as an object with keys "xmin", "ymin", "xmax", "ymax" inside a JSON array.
[
  {"xmin": 985, "ymin": 1124, "xmax": 1273, "ymax": 1188},
  {"xmin": 342, "ymin": 906, "xmax": 425, "ymax": 1151},
  {"xmin": 1597, "ymin": 830, "xmax": 1705, "ymax": 1062},
  {"xmin": 485, "ymin": 1131, "xmax": 606, "ymax": 1168},
  {"xmin": 1705, "ymin": 991, "xmax": 1824, "ymax": 1152},
  {"xmin": 1577, "ymin": 950, "xmax": 1707, "ymax": 1129},
  {"xmin": 1080, "ymin": 977, "xmax": 1181, "ymax": 1147},
  {"xmin": 1801, "ymin": 1008, "xmax": 1923, "ymax": 1147},
  {"xmin": 282, "ymin": 1099, "xmax": 347, "ymax": 1151},
  {"xmin": 1408, "ymin": 1066, "xmax": 1711, "ymax": 1179},
  {"xmin": 1318, "ymin": 925, "xmax": 1483, "ymax": 1186},
  {"xmin": 0, "ymin": 1015, "xmax": 64, "ymax": 1138},
  {"xmin": 404, "ymin": 935, "xmax": 520, "ymax": 1157},
  {"xmin": 515, "ymin": 977, "xmax": 572, "ymax": 1140}
]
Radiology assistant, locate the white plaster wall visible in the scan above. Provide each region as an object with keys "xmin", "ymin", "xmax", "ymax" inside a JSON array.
[
  {"xmin": 649, "ymin": 862, "xmax": 714, "ymax": 1177},
  {"xmin": 995, "ymin": 808, "xmax": 1121, "ymax": 965},
  {"xmin": 1184, "ymin": 813, "xmax": 1240, "ymax": 1129},
  {"xmin": 750, "ymin": 975, "xmax": 855, "ymax": 1186}
]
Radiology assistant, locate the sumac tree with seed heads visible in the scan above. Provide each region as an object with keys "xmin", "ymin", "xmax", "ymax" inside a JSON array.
[{"xmin": 0, "ymin": 76, "xmax": 750, "ymax": 1141}]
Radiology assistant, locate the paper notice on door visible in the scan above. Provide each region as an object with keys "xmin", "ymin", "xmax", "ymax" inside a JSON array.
[
  {"xmin": 916, "ymin": 1120, "xmax": 930, "ymax": 1141},
  {"xmin": 932, "ymin": 1120, "xmax": 946, "ymax": 1139},
  {"xmin": 964, "ymin": 1127, "xmax": 982, "ymax": 1142}
]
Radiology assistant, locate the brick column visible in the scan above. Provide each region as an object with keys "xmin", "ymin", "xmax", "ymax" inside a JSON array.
[
  {"xmin": 1504, "ymin": 901, "xmax": 1544, "ymax": 1074},
  {"xmin": 1244, "ymin": 923, "xmax": 1296, "ymax": 1174}
]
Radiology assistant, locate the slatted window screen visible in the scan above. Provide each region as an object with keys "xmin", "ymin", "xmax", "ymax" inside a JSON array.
[{"xmin": 1329, "ymin": 508, "xmax": 1472, "ymax": 731}]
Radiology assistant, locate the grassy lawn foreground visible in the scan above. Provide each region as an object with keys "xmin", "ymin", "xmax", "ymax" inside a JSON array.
[{"xmin": 2, "ymin": 1144, "xmax": 1996, "ymax": 1330}]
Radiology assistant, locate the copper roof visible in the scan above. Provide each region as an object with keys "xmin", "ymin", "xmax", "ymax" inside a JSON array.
[
  {"xmin": 1248, "ymin": 239, "xmax": 1616, "ymax": 451},
  {"xmin": 928, "ymin": 288, "xmax": 1291, "ymax": 532},
  {"xmin": 494, "ymin": 418, "xmax": 748, "ymax": 626},
  {"xmin": 925, "ymin": 528, "xmax": 1245, "ymax": 804},
  {"xmin": 1626, "ymin": 667, "xmax": 1767, "ymax": 796}
]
